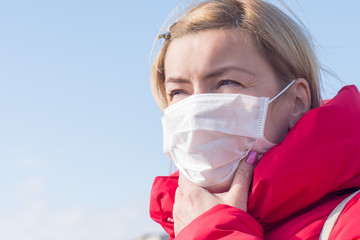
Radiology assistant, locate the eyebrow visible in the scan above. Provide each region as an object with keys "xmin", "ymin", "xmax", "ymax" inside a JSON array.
[
  {"xmin": 204, "ymin": 66, "xmax": 256, "ymax": 80},
  {"xmin": 164, "ymin": 78, "xmax": 191, "ymax": 84},
  {"xmin": 165, "ymin": 66, "xmax": 256, "ymax": 84}
]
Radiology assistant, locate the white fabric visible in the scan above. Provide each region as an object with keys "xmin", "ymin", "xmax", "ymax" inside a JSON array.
[
  {"xmin": 320, "ymin": 189, "xmax": 360, "ymax": 240},
  {"xmin": 162, "ymin": 80, "xmax": 295, "ymax": 187}
]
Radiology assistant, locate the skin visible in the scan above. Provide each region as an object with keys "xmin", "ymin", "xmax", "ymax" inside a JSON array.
[{"xmin": 163, "ymin": 29, "xmax": 311, "ymax": 235}]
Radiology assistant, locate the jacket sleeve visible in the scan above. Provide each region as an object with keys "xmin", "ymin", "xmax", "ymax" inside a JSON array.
[
  {"xmin": 329, "ymin": 192, "xmax": 360, "ymax": 240},
  {"xmin": 174, "ymin": 204, "xmax": 263, "ymax": 240}
]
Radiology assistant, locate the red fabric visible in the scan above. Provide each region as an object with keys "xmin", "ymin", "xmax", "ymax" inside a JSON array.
[
  {"xmin": 150, "ymin": 85, "xmax": 360, "ymax": 239},
  {"xmin": 150, "ymin": 173, "xmax": 178, "ymax": 237}
]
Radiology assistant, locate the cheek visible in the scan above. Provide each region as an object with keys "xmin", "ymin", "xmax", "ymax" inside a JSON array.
[{"xmin": 264, "ymin": 102, "xmax": 291, "ymax": 143}]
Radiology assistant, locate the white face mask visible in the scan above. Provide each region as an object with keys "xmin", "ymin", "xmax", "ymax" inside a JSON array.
[{"xmin": 161, "ymin": 80, "xmax": 295, "ymax": 187}]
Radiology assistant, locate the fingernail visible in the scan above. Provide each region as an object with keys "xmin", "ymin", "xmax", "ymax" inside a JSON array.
[{"xmin": 246, "ymin": 151, "xmax": 258, "ymax": 166}]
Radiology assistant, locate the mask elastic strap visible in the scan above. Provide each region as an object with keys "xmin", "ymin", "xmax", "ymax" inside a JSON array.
[{"xmin": 269, "ymin": 80, "xmax": 296, "ymax": 103}]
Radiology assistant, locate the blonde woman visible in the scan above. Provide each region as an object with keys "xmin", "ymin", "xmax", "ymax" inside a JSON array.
[{"xmin": 149, "ymin": 0, "xmax": 360, "ymax": 239}]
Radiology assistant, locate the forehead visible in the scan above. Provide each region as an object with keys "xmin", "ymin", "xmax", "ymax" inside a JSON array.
[{"xmin": 164, "ymin": 29, "xmax": 268, "ymax": 78}]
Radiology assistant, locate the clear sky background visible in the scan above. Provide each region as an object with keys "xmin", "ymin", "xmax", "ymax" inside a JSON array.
[{"xmin": 0, "ymin": 0, "xmax": 359, "ymax": 239}]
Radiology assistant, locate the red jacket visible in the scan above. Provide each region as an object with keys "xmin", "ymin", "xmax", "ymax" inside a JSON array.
[{"xmin": 150, "ymin": 85, "xmax": 360, "ymax": 240}]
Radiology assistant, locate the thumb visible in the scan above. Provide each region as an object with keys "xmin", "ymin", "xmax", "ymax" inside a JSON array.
[
  {"xmin": 227, "ymin": 151, "xmax": 258, "ymax": 209},
  {"xmin": 232, "ymin": 151, "xmax": 259, "ymax": 187}
]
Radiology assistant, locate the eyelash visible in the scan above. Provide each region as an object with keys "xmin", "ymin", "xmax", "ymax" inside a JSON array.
[
  {"xmin": 168, "ymin": 89, "xmax": 186, "ymax": 98},
  {"xmin": 217, "ymin": 80, "xmax": 242, "ymax": 88},
  {"xmin": 167, "ymin": 80, "xmax": 243, "ymax": 100}
]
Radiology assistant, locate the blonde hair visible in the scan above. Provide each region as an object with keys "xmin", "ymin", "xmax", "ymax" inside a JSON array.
[{"xmin": 151, "ymin": 0, "xmax": 321, "ymax": 109}]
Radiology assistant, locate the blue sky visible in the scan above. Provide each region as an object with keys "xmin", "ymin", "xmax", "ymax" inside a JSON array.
[{"xmin": 0, "ymin": 0, "xmax": 359, "ymax": 239}]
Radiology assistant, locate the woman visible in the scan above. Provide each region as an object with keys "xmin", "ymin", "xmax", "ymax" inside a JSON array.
[{"xmin": 149, "ymin": 0, "xmax": 360, "ymax": 239}]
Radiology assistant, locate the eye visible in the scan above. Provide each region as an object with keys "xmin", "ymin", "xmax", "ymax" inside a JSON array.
[
  {"xmin": 168, "ymin": 89, "xmax": 183, "ymax": 97},
  {"xmin": 167, "ymin": 89, "xmax": 188, "ymax": 102},
  {"xmin": 217, "ymin": 80, "xmax": 243, "ymax": 88}
]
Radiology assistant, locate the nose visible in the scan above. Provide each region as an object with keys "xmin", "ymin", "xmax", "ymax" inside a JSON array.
[{"xmin": 193, "ymin": 80, "xmax": 213, "ymax": 95}]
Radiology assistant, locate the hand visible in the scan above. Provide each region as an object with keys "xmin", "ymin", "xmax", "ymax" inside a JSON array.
[{"xmin": 173, "ymin": 151, "xmax": 259, "ymax": 236}]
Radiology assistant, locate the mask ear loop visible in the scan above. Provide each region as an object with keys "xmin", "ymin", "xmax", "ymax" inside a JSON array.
[{"xmin": 269, "ymin": 79, "xmax": 296, "ymax": 103}]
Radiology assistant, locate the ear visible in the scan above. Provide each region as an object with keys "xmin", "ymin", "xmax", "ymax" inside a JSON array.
[{"xmin": 288, "ymin": 78, "xmax": 311, "ymax": 128}]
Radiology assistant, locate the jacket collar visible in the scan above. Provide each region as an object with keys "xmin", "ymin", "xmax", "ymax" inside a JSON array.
[{"xmin": 248, "ymin": 85, "xmax": 360, "ymax": 226}]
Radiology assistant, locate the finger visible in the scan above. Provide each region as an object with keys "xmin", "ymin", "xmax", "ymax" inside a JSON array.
[
  {"xmin": 178, "ymin": 173, "xmax": 198, "ymax": 193},
  {"xmin": 178, "ymin": 172, "xmax": 191, "ymax": 187},
  {"xmin": 229, "ymin": 151, "xmax": 258, "ymax": 196},
  {"xmin": 179, "ymin": 172, "xmax": 202, "ymax": 187},
  {"xmin": 175, "ymin": 184, "xmax": 182, "ymax": 198},
  {"xmin": 173, "ymin": 188, "xmax": 183, "ymax": 236}
]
